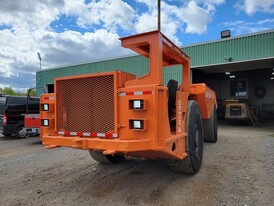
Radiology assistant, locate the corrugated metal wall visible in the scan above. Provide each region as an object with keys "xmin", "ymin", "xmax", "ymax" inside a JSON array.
[
  {"xmin": 36, "ymin": 30, "xmax": 274, "ymax": 95},
  {"xmin": 36, "ymin": 56, "xmax": 183, "ymax": 95},
  {"xmin": 183, "ymin": 30, "xmax": 274, "ymax": 66}
]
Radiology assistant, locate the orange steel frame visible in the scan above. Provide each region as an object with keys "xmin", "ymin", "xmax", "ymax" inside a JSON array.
[{"xmin": 40, "ymin": 30, "xmax": 217, "ymax": 160}]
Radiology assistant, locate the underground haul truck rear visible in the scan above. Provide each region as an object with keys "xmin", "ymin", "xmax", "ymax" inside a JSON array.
[{"xmin": 40, "ymin": 31, "xmax": 218, "ymax": 174}]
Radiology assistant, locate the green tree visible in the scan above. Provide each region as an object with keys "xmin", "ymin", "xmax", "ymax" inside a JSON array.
[{"xmin": 2, "ymin": 87, "xmax": 16, "ymax": 95}]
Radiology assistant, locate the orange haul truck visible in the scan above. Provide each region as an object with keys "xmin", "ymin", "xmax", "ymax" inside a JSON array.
[{"xmin": 40, "ymin": 31, "xmax": 218, "ymax": 174}]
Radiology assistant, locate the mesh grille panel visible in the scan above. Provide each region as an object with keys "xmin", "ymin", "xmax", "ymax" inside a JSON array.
[{"xmin": 56, "ymin": 75, "xmax": 115, "ymax": 134}]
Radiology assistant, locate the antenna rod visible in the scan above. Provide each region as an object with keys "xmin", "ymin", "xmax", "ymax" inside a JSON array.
[{"xmin": 158, "ymin": 0, "xmax": 161, "ymax": 31}]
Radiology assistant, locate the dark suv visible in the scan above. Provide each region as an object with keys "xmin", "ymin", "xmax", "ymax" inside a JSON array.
[{"xmin": 0, "ymin": 95, "xmax": 39, "ymax": 138}]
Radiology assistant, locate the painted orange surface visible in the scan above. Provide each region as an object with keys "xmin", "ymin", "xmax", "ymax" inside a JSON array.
[{"xmin": 40, "ymin": 30, "xmax": 217, "ymax": 160}]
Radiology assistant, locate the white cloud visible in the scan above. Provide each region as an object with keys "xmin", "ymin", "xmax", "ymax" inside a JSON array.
[
  {"xmin": 136, "ymin": 0, "xmax": 156, "ymax": 9},
  {"xmin": 63, "ymin": 0, "xmax": 135, "ymax": 31},
  {"xmin": 0, "ymin": 84, "xmax": 11, "ymax": 90},
  {"xmin": 0, "ymin": 25, "xmax": 125, "ymax": 89},
  {"xmin": 221, "ymin": 19, "xmax": 273, "ymax": 35},
  {"xmin": 0, "ymin": 0, "xmax": 64, "ymax": 28},
  {"xmin": 134, "ymin": 0, "xmax": 222, "ymax": 44},
  {"xmin": 0, "ymin": 0, "xmax": 225, "ymax": 90},
  {"xmin": 258, "ymin": 18, "xmax": 274, "ymax": 24},
  {"xmin": 235, "ymin": 0, "xmax": 274, "ymax": 15},
  {"xmin": 177, "ymin": 1, "xmax": 211, "ymax": 34}
]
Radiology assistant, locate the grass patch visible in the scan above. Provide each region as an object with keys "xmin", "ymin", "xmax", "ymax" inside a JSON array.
[{"xmin": 269, "ymin": 134, "xmax": 274, "ymax": 138}]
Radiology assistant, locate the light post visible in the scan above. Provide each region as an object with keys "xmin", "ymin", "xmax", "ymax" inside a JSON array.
[{"xmin": 37, "ymin": 52, "xmax": 42, "ymax": 70}]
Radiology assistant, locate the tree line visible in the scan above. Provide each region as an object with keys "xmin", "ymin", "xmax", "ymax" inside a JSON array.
[{"xmin": 0, "ymin": 87, "xmax": 36, "ymax": 96}]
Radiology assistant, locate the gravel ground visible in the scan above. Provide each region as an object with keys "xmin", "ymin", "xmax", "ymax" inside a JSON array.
[{"xmin": 0, "ymin": 121, "xmax": 273, "ymax": 206}]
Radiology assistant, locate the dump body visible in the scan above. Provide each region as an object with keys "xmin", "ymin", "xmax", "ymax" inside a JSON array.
[{"xmin": 40, "ymin": 31, "xmax": 217, "ymax": 160}]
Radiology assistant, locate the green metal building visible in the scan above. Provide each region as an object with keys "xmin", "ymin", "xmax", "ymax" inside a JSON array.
[{"xmin": 36, "ymin": 29, "xmax": 274, "ymax": 119}]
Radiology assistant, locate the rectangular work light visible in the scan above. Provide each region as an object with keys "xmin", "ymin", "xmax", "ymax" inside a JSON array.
[
  {"xmin": 129, "ymin": 119, "xmax": 144, "ymax": 130},
  {"xmin": 133, "ymin": 100, "xmax": 142, "ymax": 109},
  {"xmin": 43, "ymin": 104, "xmax": 49, "ymax": 111},
  {"xmin": 129, "ymin": 100, "xmax": 144, "ymax": 110},
  {"xmin": 43, "ymin": 119, "xmax": 49, "ymax": 126},
  {"xmin": 133, "ymin": 120, "xmax": 141, "ymax": 129}
]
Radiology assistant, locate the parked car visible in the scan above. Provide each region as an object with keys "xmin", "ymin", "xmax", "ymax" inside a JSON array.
[
  {"xmin": 1, "ymin": 95, "xmax": 39, "ymax": 138},
  {"xmin": 0, "ymin": 95, "xmax": 6, "ymax": 133}
]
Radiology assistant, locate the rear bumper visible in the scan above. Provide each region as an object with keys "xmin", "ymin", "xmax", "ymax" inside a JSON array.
[
  {"xmin": 42, "ymin": 135, "xmax": 152, "ymax": 151},
  {"xmin": 23, "ymin": 128, "xmax": 40, "ymax": 136},
  {"xmin": 41, "ymin": 135, "xmax": 187, "ymax": 159}
]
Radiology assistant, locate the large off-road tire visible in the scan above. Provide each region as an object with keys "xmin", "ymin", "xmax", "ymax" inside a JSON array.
[
  {"xmin": 203, "ymin": 104, "xmax": 218, "ymax": 143},
  {"xmin": 15, "ymin": 126, "xmax": 26, "ymax": 139},
  {"xmin": 168, "ymin": 100, "xmax": 204, "ymax": 174},
  {"xmin": 89, "ymin": 150, "xmax": 125, "ymax": 164}
]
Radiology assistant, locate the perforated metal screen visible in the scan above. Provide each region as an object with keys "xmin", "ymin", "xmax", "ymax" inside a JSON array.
[{"xmin": 56, "ymin": 75, "xmax": 115, "ymax": 134}]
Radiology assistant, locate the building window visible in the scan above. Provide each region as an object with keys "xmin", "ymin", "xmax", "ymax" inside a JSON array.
[
  {"xmin": 230, "ymin": 80, "xmax": 248, "ymax": 97},
  {"xmin": 44, "ymin": 84, "xmax": 54, "ymax": 93}
]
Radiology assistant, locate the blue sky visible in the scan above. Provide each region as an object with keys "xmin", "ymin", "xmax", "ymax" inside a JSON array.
[{"xmin": 0, "ymin": 0, "xmax": 274, "ymax": 90}]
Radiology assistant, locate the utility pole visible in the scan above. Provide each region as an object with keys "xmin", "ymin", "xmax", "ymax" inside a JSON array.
[
  {"xmin": 158, "ymin": 0, "xmax": 161, "ymax": 31},
  {"xmin": 37, "ymin": 52, "xmax": 42, "ymax": 70}
]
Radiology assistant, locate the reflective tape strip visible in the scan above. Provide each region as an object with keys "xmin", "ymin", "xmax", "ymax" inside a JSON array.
[
  {"xmin": 57, "ymin": 131, "xmax": 118, "ymax": 138},
  {"xmin": 118, "ymin": 92, "xmax": 126, "ymax": 96},
  {"xmin": 118, "ymin": 91, "xmax": 153, "ymax": 96},
  {"xmin": 105, "ymin": 133, "xmax": 113, "ymax": 138},
  {"xmin": 134, "ymin": 91, "xmax": 143, "ymax": 95},
  {"xmin": 83, "ymin": 132, "xmax": 90, "ymax": 137},
  {"xmin": 44, "ymin": 96, "xmax": 54, "ymax": 100},
  {"xmin": 77, "ymin": 132, "xmax": 83, "ymax": 136},
  {"xmin": 143, "ymin": 91, "xmax": 153, "ymax": 95}
]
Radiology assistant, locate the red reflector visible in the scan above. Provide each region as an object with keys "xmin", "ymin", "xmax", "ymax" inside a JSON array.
[
  {"xmin": 44, "ymin": 97, "xmax": 49, "ymax": 100},
  {"xmin": 90, "ymin": 133, "xmax": 97, "ymax": 137},
  {"xmin": 126, "ymin": 91, "xmax": 134, "ymax": 95},
  {"xmin": 143, "ymin": 91, "xmax": 152, "ymax": 95},
  {"xmin": 56, "ymin": 131, "xmax": 118, "ymax": 138},
  {"xmin": 77, "ymin": 132, "xmax": 83, "ymax": 136},
  {"xmin": 105, "ymin": 133, "xmax": 113, "ymax": 138}
]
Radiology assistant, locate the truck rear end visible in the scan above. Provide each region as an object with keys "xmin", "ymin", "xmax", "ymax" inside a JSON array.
[
  {"xmin": 40, "ymin": 31, "xmax": 218, "ymax": 174},
  {"xmin": 40, "ymin": 71, "xmax": 182, "ymax": 159}
]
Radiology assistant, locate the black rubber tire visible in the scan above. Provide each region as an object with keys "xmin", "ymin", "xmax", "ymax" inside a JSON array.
[
  {"xmin": 15, "ymin": 126, "xmax": 26, "ymax": 139},
  {"xmin": 89, "ymin": 150, "xmax": 125, "ymax": 164},
  {"xmin": 203, "ymin": 104, "xmax": 218, "ymax": 143},
  {"xmin": 168, "ymin": 100, "xmax": 204, "ymax": 174}
]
